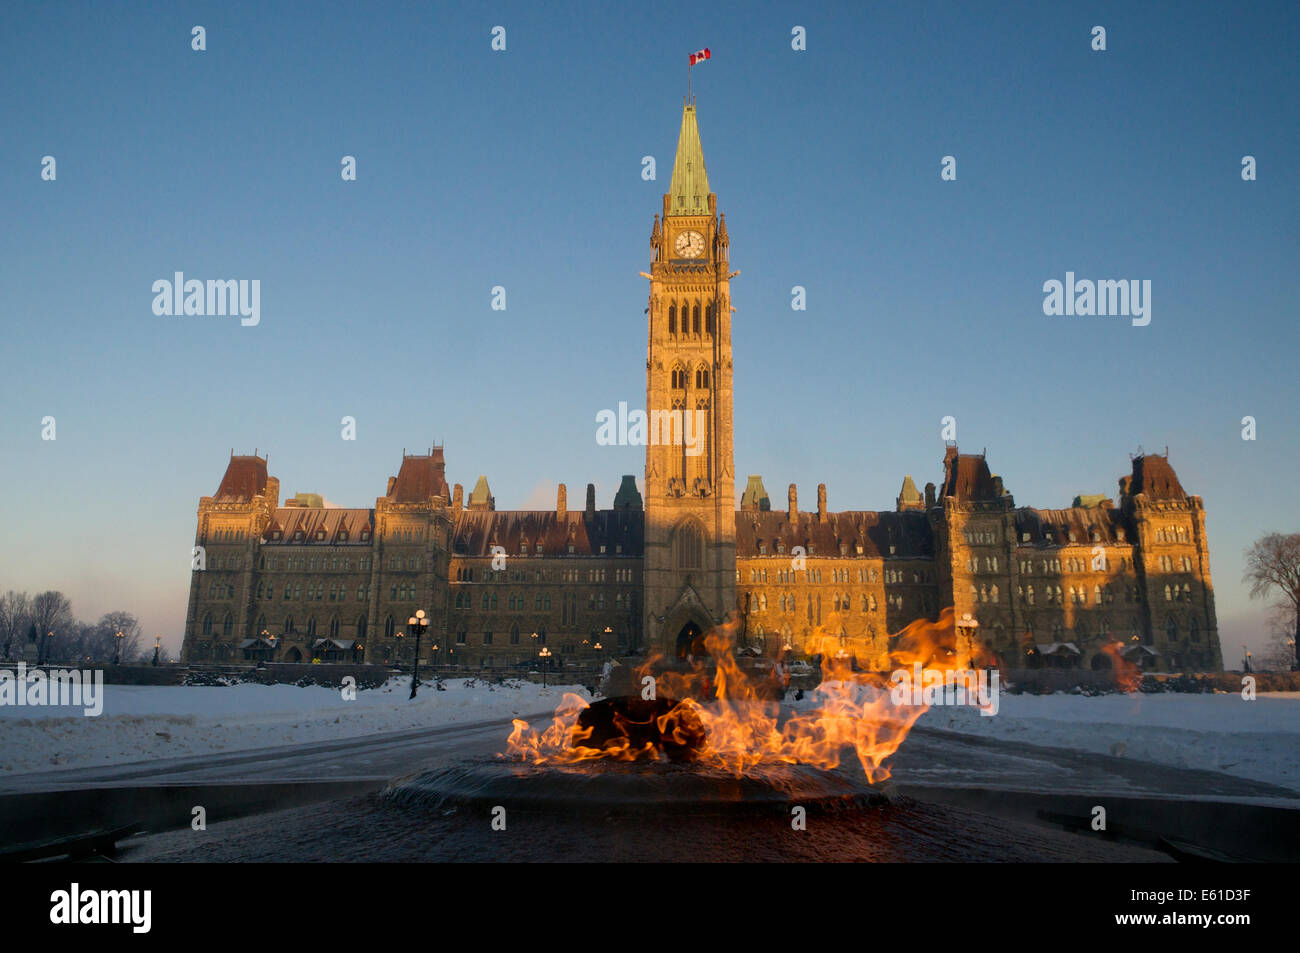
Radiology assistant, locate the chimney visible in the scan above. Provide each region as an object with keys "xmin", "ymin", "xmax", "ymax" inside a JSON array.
[
  {"xmin": 788, "ymin": 484, "xmax": 798, "ymax": 523},
  {"xmin": 585, "ymin": 483, "xmax": 596, "ymax": 514},
  {"xmin": 557, "ymin": 483, "xmax": 567, "ymax": 517},
  {"xmin": 386, "ymin": 476, "xmax": 397, "ymax": 496},
  {"xmin": 924, "ymin": 482, "xmax": 936, "ymax": 508},
  {"xmin": 817, "ymin": 483, "xmax": 828, "ymax": 523},
  {"xmin": 452, "ymin": 483, "xmax": 463, "ymax": 511}
]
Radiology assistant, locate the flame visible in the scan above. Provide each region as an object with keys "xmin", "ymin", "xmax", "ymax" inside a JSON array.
[
  {"xmin": 504, "ymin": 607, "xmax": 969, "ymax": 782},
  {"xmin": 1101, "ymin": 641, "xmax": 1142, "ymax": 692}
]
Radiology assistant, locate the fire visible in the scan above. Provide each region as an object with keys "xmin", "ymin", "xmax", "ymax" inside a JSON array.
[
  {"xmin": 504, "ymin": 607, "xmax": 968, "ymax": 782},
  {"xmin": 1101, "ymin": 641, "xmax": 1142, "ymax": 693}
]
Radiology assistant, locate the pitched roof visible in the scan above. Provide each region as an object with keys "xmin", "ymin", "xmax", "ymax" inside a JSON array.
[
  {"xmin": 263, "ymin": 507, "xmax": 374, "ymax": 544},
  {"xmin": 668, "ymin": 104, "xmax": 710, "ymax": 215},
  {"xmin": 897, "ymin": 475, "xmax": 924, "ymax": 510},
  {"xmin": 613, "ymin": 475, "xmax": 643, "ymax": 510},
  {"xmin": 941, "ymin": 451, "xmax": 1000, "ymax": 501},
  {"xmin": 452, "ymin": 510, "xmax": 644, "ymax": 557},
  {"xmin": 1129, "ymin": 454, "xmax": 1186, "ymax": 501},
  {"xmin": 735, "ymin": 510, "xmax": 933, "ymax": 559},
  {"xmin": 1014, "ymin": 506, "xmax": 1131, "ymax": 546},
  {"xmin": 215, "ymin": 455, "xmax": 269, "ymax": 502},
  {"xmin": 468, "ymin": 475, "xmax": 494, "ymax": 510},
  {"xmin": 387, "ymin": 453, "xmax": 449, "ymax": 503},
  {"xmin": 740, "ymin": 475, "xmax": 771, "ymax": 511}
]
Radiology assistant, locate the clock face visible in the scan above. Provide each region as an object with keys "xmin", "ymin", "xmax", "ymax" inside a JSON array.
[{"xmin": 674, "ymin": 230, "xmax": 705, "ymax": 258}]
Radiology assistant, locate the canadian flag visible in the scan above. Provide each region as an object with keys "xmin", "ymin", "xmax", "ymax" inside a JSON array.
[{"xmin": 689, "ymin": 47, "xmax": 711, "ymax": 66}]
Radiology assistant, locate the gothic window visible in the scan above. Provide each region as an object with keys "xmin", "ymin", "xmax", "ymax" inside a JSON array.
[
  {"xmin": 705, "ymin": 302, "xmax": 714, "ymax": 335},
  {"xmin": 285, "ymin": 615, "xmax": 296, "ymax": 633},
  {"xmin": 306, "ymin": 616, "xmax": 317, "ymax": 637},
  {"xmin": 357, "ymin": 616, "xmax": 367, "ymax": 638},
  {"xmin": 675, "ymin": 521, "xmax": 703, "ymax": 570},
  {"xmin": 1189, "ymin": 616, "xmax": 1200, "ymax": 642},
  {"xmin": 329, "ymin": 617, "xmax": 339, "ymax": 638},
  {"xmin": 385, "ymin": 615, "xmax": 395, "ymax": 637},
  {"xmin": 668, "ymin": 304, "xmax": 676, "ymax": 335},
  {"xmin": 696, "ymin": 367, "xmax": 710, "ymax": 389},
  {"xmin": 510, "ymin": 626, "xmax": 520, "ymax": 645},
  {"xmin": 1166, "ymin": 616, "xmax": 1179, "ymax": 641},
  {"xmin": 202, "ymin": 612, "xmax": 213, "ymax": 636},
  {"xmin": 222, "ymin": 612, "xmax": 233, "ymax": 637},
  {"xmin": 692, "ymin": 304, "xmax": 700, "ymax": 334},
  {"xmin": 256, "ymin": 614, "xmax": 267, "ymax": 633}
]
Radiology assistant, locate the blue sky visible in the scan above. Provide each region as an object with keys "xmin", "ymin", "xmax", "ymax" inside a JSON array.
[{"xmin": 2, "ymin": 0, "xmax": 1297, "ymax": 661}]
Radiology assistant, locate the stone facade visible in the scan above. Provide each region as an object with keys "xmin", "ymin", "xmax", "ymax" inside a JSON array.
[{"xmin": 181, "ymin": 101, "xmax": 1222, "ymax": 674}]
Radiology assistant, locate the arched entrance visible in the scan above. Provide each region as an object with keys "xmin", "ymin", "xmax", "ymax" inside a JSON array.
[
  {"xmin": 286, "ymin": 647, "xmax": 302, "ymax": 663},
  {"xmin": 675, "ymin": 621, "xmax": 706, "ymax": 659}
]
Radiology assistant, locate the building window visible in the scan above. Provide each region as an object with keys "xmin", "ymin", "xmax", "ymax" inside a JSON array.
[
  {"xmin": 385, "ymin": 615, "xmax": 395, "ymax": 637},
  {"xmin": 668, "ymin": 304, "xmax": 676, "ymax": 335}
]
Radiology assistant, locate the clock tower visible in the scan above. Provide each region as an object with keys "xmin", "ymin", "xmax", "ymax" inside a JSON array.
[{"xmin": 642, "ymin": 101, "xmax": 737, "ymax": 656}]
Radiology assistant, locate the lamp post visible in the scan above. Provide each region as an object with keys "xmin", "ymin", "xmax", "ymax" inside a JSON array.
[
  {"xmin": 539, "ymin": 646, "xmax": 552, "ymax": 688},
  {"xmin": 152, "ymin": 635, "xmax": 162, "ymax": 667},
  {"xmin": 407, "ymin": 609, "xmax": 428, "ymax": 699},
  {"xmin": 263, "ymin": 628, "xmax": 276, "ymax": 661},
  {"xmin": 956, "ymin": 613, "xmax": 979, "ymax": 668},
  {"xmin": 1241, "ymin": 643, "xmax": 1251, "ymax": 674},
  {"xmin": 113, "ymin": 630, "xmax": 125, "ymax": 665}
]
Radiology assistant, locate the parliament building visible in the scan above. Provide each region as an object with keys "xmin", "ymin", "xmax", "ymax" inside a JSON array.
[{"xmin": 181, "ymin": 101, "xmax": 1223, "ymax": 674}]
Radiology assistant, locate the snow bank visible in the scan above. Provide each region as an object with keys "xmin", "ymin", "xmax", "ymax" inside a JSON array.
[
  {"xmin": 913, "ymin": 690, "xmax": 1300, "ymax": 793},
  {"xmin": 0, "ymin": 677, "xmax": 588, "ymax": 776}
]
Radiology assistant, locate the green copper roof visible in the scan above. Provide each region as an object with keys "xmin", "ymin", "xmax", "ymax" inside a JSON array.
[
  {"xmin": 898, "ymin": 476, "xmax": 922, "ymax": 503},
  {"xmin": 613, "ymin": 474, "xmax": 643, "ymax": 510},
  {"xmin": 668, "ymin": 104, "xmax": 710, "ymax": 215},
  {"xmin": 741, "ymin": 475, "xmax": 770, "ymax": 511},
  {"xmin": 469, "ymin": 475, "xmax": 493, "ymax": 509}
]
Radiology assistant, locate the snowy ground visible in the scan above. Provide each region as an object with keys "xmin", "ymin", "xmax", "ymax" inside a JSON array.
[
  {"xmin": 4, "ymin": 677, "xmax": 1297, "ymax": 795},
  {"xmin": 0, "ymin": 677, "xmax": 589, "ymax": 776},
  {"xmin": 908, "ymin": 690, "xmax": 1300, "ymax": 793}
]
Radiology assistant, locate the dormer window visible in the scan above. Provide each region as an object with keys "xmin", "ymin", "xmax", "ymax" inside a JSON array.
[
  {"xmin": 272, "ymin": 531, "xmax": 282, "ymax": 541},
  {"xmin": 294, "ymin": 531, "xmax": 305, "ymax": 541},
  {"xmin": 568, "ymin": 544, "xmax": 575, "ymax": 554},
  {"xmin": 855, "ymin": 544, "xmax": 864, "ymax": 555},
  {"xmin": 777, "ymin": 542, "xmax": 785, "ymax": 554},
  {"xmin": 1021, "ymin": 532, "xmax": 1030, "ymax": 542},
  {"xmin": 316, "ymin": 530, "xmax": 326, "ymax": 541},
  {"xmin": 1068, "ymin": 530, "xmax": 1076, "ymax": 542},
  {"xmin": 536, "ymin": 544, "xmax": 543, "ymax": 554},
  {"xmin": 339, "ymin": 531, "xmax": 348, "ymax": 542},
  {"xmin": 758, "ymin": 543, "xmax": 767, "ymax": 555},
  {"xmin": 360, "ymin": 530, "xmax": 370, "ymax": 541}
]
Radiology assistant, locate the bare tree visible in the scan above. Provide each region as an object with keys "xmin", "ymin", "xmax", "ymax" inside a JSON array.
[
  {"xmin": 1260, "ymin": 605, "xmax": 1299, "ymax": 672},
  {"xmin": 0, "ymin": 590, "xmax": 32, "ymax": 660},
  {"xmin": 1244, "ymin": 532, "xmax": 1300, "ymax": 672},
  {"xmin": 98, "ymin": 610, "xmax": 143, "ymax": 663},
  {"xmin": 30, "ymin": 591, "xmax": 75, "ymax": 664}
]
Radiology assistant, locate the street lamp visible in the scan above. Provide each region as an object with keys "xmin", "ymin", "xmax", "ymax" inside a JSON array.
[
  {"xmin": 955, "ymin": 613, "xmax": 979, "ymax": 668},
  {"xmin": 113, "ymin": 630, "xmax": 125, "ymax": 665},
  {"xmin": 407, "ymin": 609, "xmax": 428, "ymax": 699},
  {"xmin": 264, "ymin": 628, "xmax": 276, "ymax": 660},
  {"xmin": 539, "ymin": 646, "xmax": 553, "ymax": 688},
  {"xmin": 152, "ymin": 635, "xmax": 162, "ymax": 667}
]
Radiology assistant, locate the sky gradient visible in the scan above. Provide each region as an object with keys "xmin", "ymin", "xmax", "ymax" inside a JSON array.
[{"xmin": 2, "ymin": 0, "xmax": 1297, "ymax": 662}]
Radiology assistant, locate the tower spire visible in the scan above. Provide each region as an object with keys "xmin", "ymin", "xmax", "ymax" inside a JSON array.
[{"xmin": 668, "ymin": 103, "xmax": 710, "ymax": 215}]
